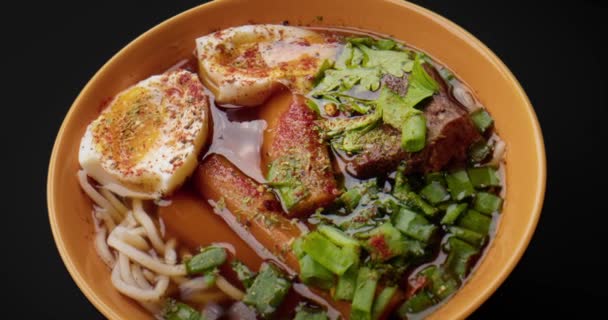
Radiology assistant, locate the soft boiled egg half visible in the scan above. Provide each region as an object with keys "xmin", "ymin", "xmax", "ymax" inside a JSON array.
[
  {"xmin": 79, "ymin": 70, "xmax": 210, "ymax": 199},
  {"xmin": 196, "ymin": 24, "xmax": 340, "ymax": 106}
]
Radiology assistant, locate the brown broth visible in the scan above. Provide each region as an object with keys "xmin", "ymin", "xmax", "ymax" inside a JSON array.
[{"xmin": 156, "ymin": 27, "xmax": 503, "ymax": 320}]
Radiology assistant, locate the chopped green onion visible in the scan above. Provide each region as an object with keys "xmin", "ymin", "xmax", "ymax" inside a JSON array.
[
  {"xmin": 445, "ymin": 170, "xmax": 475, "ymax": 201},
  {"xmin": 419, "ymin": 266, "xmax": 459, "ymax": 300},
  {"xmin": 401, "ymin": 113, "xmax": 427, "ymax": 152},
  {"xmin": 317, "ymin": 225, "xmax": 360, "ymax": 248},
  {"xmin": 448, "ymin": 226, "xmax": 486, "ymax": 248},
  {"xmin": 458, "ymin": 209, "xmax": 492, "ymax": 235},
  {"xmin": 231, "ymin": 260, "xmax": 256, "ymax": 289},
  {"xmin": 467, "ymin": 167, "xmax": 500, "ymax": 188},
  {"xmin": 424, "ymin": 172, "xmax": 446, "ymax": 186},
  {"xmin": 243, "ymin": 263, "xmax": 292, "ymax": 318},
  {"xmin": 420, "ymin": 181, "xmax": 451, "ymax": 204},
  {"xmin": 371, "ymin": 286, "xmax": 398, "ymax": 320},
  {"xmin": 444, "ymin": 237, "xmax": 479, "ymax": 279},
  {"xmin": 163, "ymin": 300, "xmax": 203, "ymax": 320},
  {"xmin": 333, "ymin": 265, "xmax": 359, "ymax": 301},
  {"xmin": 469, "ymin": 140, "xmax": 492, "ymax": 164},
  {"xmin": 393, "ymin": 207, "xmax": 437, "ymax": 243},
  {"xmin": 397, "ymin": 290, "xmax": 435, "ymax": 315},
  {"xmin": 292, "ymin": 238, "xmax": 305, "ymax": 258},
  {"xmin": 302, "ymin": 232, "xmax": 358, "ymax": 275},
  {"xmin": 441, "ymin": 203, "xmax": 468, "ymax": 225},
  {"xmin": 340, "ymin": 188, "xmax": 363, "ymax": 212},
  {"xmin": 294, "ymin": 308, "xmax": 329, "ymax": 320},
  {"xmin": 361, "ymin": 222, "xmax": 408, "ymax": 261},
  {"xmin": 351, "ymin": 267, "xmax": 379, "ymax": 320},
  {"xmin": 470, "ymin": 109, "xmax": 494, "ymax": 133},
  {"xmin": 186, "ymin": 246, "xmax": 227, "ymax": 275},
  {"xmin": 473, "ymin": 192, "xmax": 503, "ymax": 214},
  {"xmin": 299, "ymin": 254, "xmax": 335, "ymax": 290}
]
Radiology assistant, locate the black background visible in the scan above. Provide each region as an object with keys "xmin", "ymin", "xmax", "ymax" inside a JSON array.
[{"xmin": 5, "ymin": 0, "xmax": 607, "ymax": 318}]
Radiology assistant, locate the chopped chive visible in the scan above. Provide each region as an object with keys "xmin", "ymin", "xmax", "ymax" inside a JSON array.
[
  {"xmin": 469, "ymin": 140, "xmax": 492, "ymax": 164},
  {"xmin": 231, "ymin": 260, "xmax": 256, "ymax": 289},
  {"xmin": 473, "ymin": 192, "xmax": 503, "ymax": 214},
  {"xmin": 445, "ymin": 170, "xmax": 475, "ymax": 201},
  {"xmin": 444, "ymin": 237, "xmax": 479, "ymax": 279},
  {"xmin": 441, "ymin": 203, "xmax": 468, "ymax": 225},
  {"xmin": 351, "ymin": 267, "xmax": 379, "ymax": 320},
  {"xmin": 186, "ymin": 246, "xmax": 227, "ymax": 275},
  {"xmin": 299, "ymin": 254, "xmax": 335, "ymax": 290},
  {"xmin": 317, "ymin": 225, "xmax": 360, "ymax": 248},
  {"xmin": 419, "ymin": 266, "xmax": 459, "ymax": 300},
  {"xmin": 397, "ymin": 290, "xmax": 435, "ymax": 315}
]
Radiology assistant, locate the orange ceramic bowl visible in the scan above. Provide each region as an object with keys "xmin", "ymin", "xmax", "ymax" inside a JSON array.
[{"xmin": 47, "ymin": 0, "xmax": 546, "ymax": 319}]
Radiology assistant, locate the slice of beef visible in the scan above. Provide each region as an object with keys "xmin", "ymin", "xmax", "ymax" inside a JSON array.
[{"xmin": 345, "ymin": 65, "xmax": 481, "ymax": 178}]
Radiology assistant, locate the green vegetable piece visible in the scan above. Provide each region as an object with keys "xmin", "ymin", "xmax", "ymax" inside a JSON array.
[
  {"xmin": 294, "ymin": 308, "xmax": 329, "ymax": 320},
  {"xmin": 317, "ymin": 225, "xmax": 360, "ymax": 248},
  {"xmin": 266, "ymin": 157, "xmax": 309, "ymax": 211},
  {"xmin": 458, "ymin": 209, "xmax": 492, "ymax": 235},
  {"xmin": 371, "ymin": 286, "xmax": 398, "ymax": 320},
  {"xmin": 186, "ymin": 246, "xmax": 227, "ymax": 275},
  {"xmin": 420, "ymin": 181, "xmax": 450, "ymax": 204},
  {"xmin": 393, "ymin": 207, "xmax": 437, "ymax": 243},
  {"xmin": 243, "ymin": 263, "xmax": 292, "ymax": 318},
  {"xmin": 351, "ymin": 267, "xmax": 379, "ymax": 320},
  {"xmin": 163, "ymin": 300, "xmax": 203, "ymax": 320},
  {"xmin": 441, "ymin": 203, "xmax": 468, "ymax": 225},
  {"xmin": 424, "ymin": 172, "xmax": 446, "ymax": 186},
  {"xmin": 402, "ymin": 55, "xmax": 439, "ymax": 110},
  {"xmin": 340, "ymin": 188, "xmax": 363, "ymax": 211},
  {"xmin": 470, "ymin": 109, "xmax": 494, "ymax": 133},
  {"xmin": 299, "ymin": 254, "xmax": 335, "ymax": 290},
  {"xmin": 445, "ymin": 170, "xmax": 475, "ymax": 201},
  {"xmin": 318, "ymin": 107, "xmax": 382, "ymax": 138},
  {"xmin": 335, "ymin": 43, "xmax": 353, "ymax": 70},
  {"xmin": 419, "ymin": 266, "xmax": 459, "ymax": 300},
  {"xmin": 231, "ymin": 260, "xmax": 256, "ymax": 289},
  {"xmin": 397, "ymin": 290, "xmax": 435, "ymax": 315},
  {"xmin": 357, "ymin": 44, "xmax": 413, "ymax": 77},
  {"xmin": 352, "ymin": 47, "xmax": 364, "ymax": 66},
  {"xmin": 401, "ymin": 113, "xmax": 427, "ymax": 152},
  {"xmin": 473, "ymin": 192, "xmax": 503, "ymax": 214},
  {"xmin": 375, "ymin": 39, "xmax": 397, "ymax": 50},
  {"xmin": 305, "ymin": 99, "xmax": 321, "ymax": 115},
  {"xmin": 448, "ymin": 226, "xmax": 486, "ymax": 247},
  {"xmin": 313, "ymin": 59, "xmax": 334, "ymax": 86},
  {"xmin": 378, "ymin": 86, "xmax": 415, "ymax": 130},
  {"xmin": 313, "ymin": 67, "xmax": 382, "ymax": 95},
  {"xmin": 292, "ymin": 237, "xmax": 305, "ymax": 258},
  {"xmin": 302, "ymin": 232, "xmax": 357, "ymax": 275},
  {"xmin": 469, "ymin": 140, "xmax": 492, "ymax": 164},
  {"xmin": 395, "ymin": 192, "xmax": 438, "ymax": 218},
  {"xmin": 444, "ymin": 237, "xmax": 479, "ymax": 279},
  {"xmin": 362, "ymin": 222, "xmax": 408, "ymax": 261},
  {"xmin": 333, "ymin": 265, "xmax": 359, "ymax": 301},
  {"xmin": 467, "ymin": 167, "xmax": 501, "ymax": 188}
]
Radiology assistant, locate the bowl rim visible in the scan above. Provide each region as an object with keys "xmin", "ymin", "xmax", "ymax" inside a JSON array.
[{"xmin": 47, "ymin": 0, "xmax": 546, "ymax": 319}]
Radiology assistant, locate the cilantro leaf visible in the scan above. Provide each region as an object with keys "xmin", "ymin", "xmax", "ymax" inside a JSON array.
[
  {"xmin": 357, "ymin": 44, "xmax": 413, "ymax": 77},
  {"xmin": 312, "ymin": 67, "xmax": 381, "ymax": 96},
  {"xmin": 401, "ymin": 55, "xmax": 439, "ymax": 110},
  {"xmin": 335, "ymin": 43, "xmax": 353, "ymax": 70},
  {"xmin": 378, "ymin": 86, "xmax": 420, "ymax": 130}
]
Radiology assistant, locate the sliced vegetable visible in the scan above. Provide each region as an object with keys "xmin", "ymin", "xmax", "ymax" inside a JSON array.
[
  {"xmin": 470, "ymin": 109, "xmax": 494, "ymax": 133},
  {"xmin": 186, "ymin": 246, "xmax": 227, "ymax": 275},
  {"xmin": 424, "ymin": 172, "xmax": 446, "ymax": 186},
  {"xmin": 351, "ymin": 267, "xmax": 379, "ymax": 320},
  {"xmin": 340, "ymin": 188, "xmax": 363, "ymax": 212},
  {"xmin": 317, "ymin": 225, "xmax": 360, "ymax": 248},
  {"xmin": 358, "ymin": 44, "xmax": 413, "ymax": 77},
  {"xmin": 448, "ymin": 226, "xmax": 485, "ymax": 248},
  {"xmin": 294, "ymin": 307, "xmax": 329, "ymax": 320},
  {"xmin": 469, "ymin": 140, "xmax": 492, "ymax": 164},
  {"xmin": 458, "ymin": 209, "xmax": 492, "ymax": 235},
  {"xmin": 420, "ymin": 181, "xmax": 450, "ymax": 204},
  {"xmin": 419, "ymin": 266, "xmax": 459, "ymax": 300},
  {"xmin": 444, "ymin": 237, "xmax": 479, "ymax": 279},
  {"xmin": 401, "ymin": 113, "xmax": 427, "ymax": 152},
  {"xmin": 371, "ymin": 286, "xmax": 398, "ymax": 320},
  {"xmin": 299, "ymin": 254, "xmax": 335, "ymax": 290},
  {"xmin": 163, "ymin": 300, "xmax": 203, "ymax": 320},
  {"xmin": 445, "ymin": 170, "xmax": 475, "ymax": 201},
  {"xmin": 231, "ymin": 260, "xmax": 256, "ymax": 289},
  {"xmin": 397, "ymin": 290, "xmax": 435, "ymax": 315},
  {"xmin": 333, "ymin": 265, "xmax": 359, "ymax": 301},
  {"xmin": 393, "ymin": 164, "xmax": 438, "ymax": 217},
  {"xmin": 393, "ymin": 207, "xmax": 437, "ymax": 243},
  {"xmin": 473, "ymin": 192, "xmax": 503, "ymax": 214},
  {"xmin": 361, "ymin": 222, "xmax": 408, "ymax": 261},
  {"xmin": 440, "ymin": 203, "xmax": 468, "ymax": 225},
  {"xmin": 302, "ymin": 232, "xmax": 358, "ymax": 275},
  {"xmin": 401, "ymin": 55, "xmax": 439, "ymax": 110},
  {"xmin": 467, "ymin": 167, "xmax": 501, "ymax": 188},
  {"xmin": 243, "ymin": 263, "xmax": 292, "ymax": 318}
]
